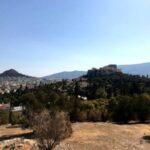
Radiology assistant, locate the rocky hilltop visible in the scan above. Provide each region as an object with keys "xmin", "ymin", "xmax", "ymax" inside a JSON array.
[
  {"xmin": 87, "ymin": 64, "xmax": 122, "ymax": 77},
  {"xmin": 0, "ymin": 69, "xmax": 30, "ymax": 78}
]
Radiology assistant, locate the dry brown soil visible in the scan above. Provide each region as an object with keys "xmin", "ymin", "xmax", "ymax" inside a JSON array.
[
  {"xmin": 55, "ymin": 122, "xmax": 150, "ymax": 150},
  {"xmin": 0, "ymin": 123, "xmax": 150, "ymax": 150}
]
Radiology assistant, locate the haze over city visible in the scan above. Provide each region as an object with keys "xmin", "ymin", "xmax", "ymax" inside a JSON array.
[{"xmin": 0, "ymin": 0, "xmax": 150, "ymax": 77}]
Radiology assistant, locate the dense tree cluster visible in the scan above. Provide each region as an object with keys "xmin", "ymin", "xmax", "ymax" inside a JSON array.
[
  {"xmin": 85, "ymin": 73, "xmax": 150, "ymax": 99},
  {"xmin": 0, "ymin": 72, "xmax": 150, "ymax": 125},
  {"xmin": 109, "ymin": 94, "xmax": 150, "ymax": 123}
]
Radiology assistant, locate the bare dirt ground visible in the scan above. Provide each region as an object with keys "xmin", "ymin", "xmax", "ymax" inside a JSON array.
[
  {"xmin": 0, "ymin": 123, "xmax": 150, "ymax": 150},
  {"xmin": 0, "ymin": 125, "xmax": 32, "ymax": 139},
  {"xmin": 55, "ymin": 122, "xmax": 150, "ymax": 150}
]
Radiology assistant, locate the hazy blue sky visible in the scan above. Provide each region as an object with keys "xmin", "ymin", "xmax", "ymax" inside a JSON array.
[{"xmin": 0, "ymin": 0, "xmax": 150, "ymax": 77}]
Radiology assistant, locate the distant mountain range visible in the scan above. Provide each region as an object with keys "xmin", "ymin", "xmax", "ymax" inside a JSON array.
[
  {"xmin": 118, "ymin": 62, "xmax": 150, "ymax": 76},
  {"xmin": 43, "ymin": 71, "xmax": 86, "ymax": 80},
  {"xmin": 43, "ymin": 62, "xmax": 150, "ymax": 80},
  {"xmin": 0, "ymin": 62, "xmax": 150, "ymax": 80}
]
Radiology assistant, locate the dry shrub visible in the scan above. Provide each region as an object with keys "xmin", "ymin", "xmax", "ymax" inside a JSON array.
[
  {"xmin": 0, "ymin": 110, "xmax": 9, "ymax": 125},
  {"xmin": 87, "ymin": 109, "xmax": 102, "ymax": 122},
  {"xmin": 87, "ymin": 109, "xmax": 108, "ymax": 122},
  {"xmin": 31, "ymin": 110, "xmax": 72, "ymax": 150},
  {"xmin": 76, "ymin": 111, "xmax": 88, "ymax": 122}
]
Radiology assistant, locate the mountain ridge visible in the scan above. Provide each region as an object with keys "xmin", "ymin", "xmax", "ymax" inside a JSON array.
[
  {"xmin": 0, "ymin": 69, "xmax": 34, "ymax": 78},
  {"xmin": 43, "ymin": 62, "xmax": 150, "ymax": 80},
  {"xmin": 43, "ymin": 71, "xmax": 86, "ymax": 80},
  {"xmin": 118, "ymin": 62, "xmax": 150, "ymax": 76},
  {"xmin": 0, "ymin": 62, "xmax": 150, "ymax": 80}
]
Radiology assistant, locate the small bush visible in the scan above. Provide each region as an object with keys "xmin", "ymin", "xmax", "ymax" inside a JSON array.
[
  {"xmin": 76, "ymin": 111, "xmax": 88, "ymax": 122},
  {"xmin": 76, "ymin": 99, "xmax": 109, "ymax": 122},
  {"xmin": 0, "ymin": 110, "xmax": 9, "ymax": 125},
  {"xmin": 11, "ymin": 111, "xmax": 22, "ymax": 125},
  {"xmin": 19, "ymin": 116, "xmax": 30, "ymax": 128},
  {"xmin": 31, "ymin": 110, "xmax": 72, "ymax": 150}
]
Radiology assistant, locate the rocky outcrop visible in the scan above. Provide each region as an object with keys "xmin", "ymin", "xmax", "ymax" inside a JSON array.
[{"xmin": 87, "ymin": 65, "xmax": 122, "ymax": 77}]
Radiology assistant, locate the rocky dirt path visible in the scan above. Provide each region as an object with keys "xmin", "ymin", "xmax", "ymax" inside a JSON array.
[{"xmin": 0, "ymin": 125, "xmax": 35, "ymax": 150}]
